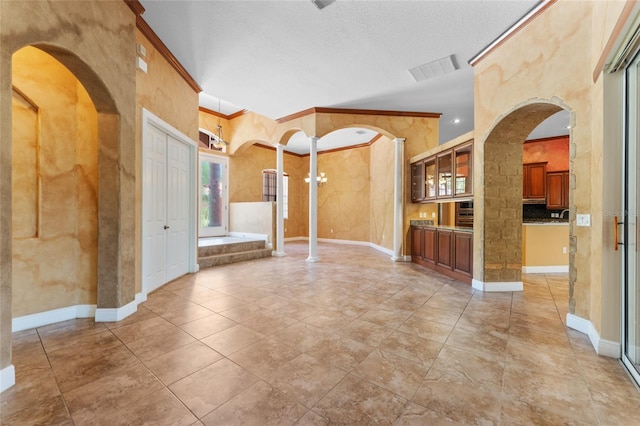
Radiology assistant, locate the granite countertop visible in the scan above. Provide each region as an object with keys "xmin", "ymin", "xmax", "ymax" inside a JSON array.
[
  {"xmin": 522, "ymin": 221, "xmax": 569, "ymax": 226},
  {"xmin": 410, "ymin": 220, "xmax": 473, "ymax": 233}
]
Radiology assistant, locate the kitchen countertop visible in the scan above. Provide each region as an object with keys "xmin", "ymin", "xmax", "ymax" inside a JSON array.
[
  {"xmin": 522, "ymin": 221, "xmax": 569, "ymax": 226},
  {"xmin": 410, "ymin": 220, "xmax": 473, "ymax": 233}
]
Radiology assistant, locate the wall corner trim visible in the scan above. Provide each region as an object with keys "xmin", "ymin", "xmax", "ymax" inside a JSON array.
[
  {"xmin": 472, "ymin": 279, "xmax": 523, "ymax": 292},
  {"xmin": 0, "ymin": 365, "xmax": 16, "ymax": 393},
  {"xmin": 12, "ymin": 305, "xmax": 97, "ymax": 333},
  {"xmin": 566, "ymin": 313, "xmax": 621, "ymax": 358}
]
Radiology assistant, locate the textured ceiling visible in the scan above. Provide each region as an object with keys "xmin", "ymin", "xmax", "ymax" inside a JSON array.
[{"xmin": 140, "ymin": 0, "xmax": 566, "ymax": 151}]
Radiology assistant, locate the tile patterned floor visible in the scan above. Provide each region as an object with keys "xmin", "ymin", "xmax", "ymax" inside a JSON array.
[{"xmin": 2, "ymin": 241, "xmax": 640, "ymax": 425}]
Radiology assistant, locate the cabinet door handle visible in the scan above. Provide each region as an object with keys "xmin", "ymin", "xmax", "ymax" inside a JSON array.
[{"xmin": 164, "ymin": 225, "xmax": 170, "ymax": 230}]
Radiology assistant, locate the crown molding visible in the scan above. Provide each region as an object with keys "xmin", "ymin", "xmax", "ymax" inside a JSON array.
[
  {"xmin": 469, "ymin": 0, "xmax": 557, "ymax": 67},
  {"xmin": 125, "ymin": 0, "xmax": 201, "ymax": 92},
  {"xmin": 276, "ymin": 107, "xmax": 441, "ymax": 124},
  {"xmin": 124, "ymin": 0, "xmax": 145, "ymax": 16},
  {"xmin": 199, "ymin": 106, "xmax": 249, "ymax": 120}
]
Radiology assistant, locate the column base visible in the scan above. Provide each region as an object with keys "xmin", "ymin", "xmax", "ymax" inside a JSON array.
[
  {"xmin": 306, "ymin": 256, "xmax": 320, "ymax": 263},
  {"xmin": 273, "ymin": 251, "xmax": 287, "ymax": 257}
]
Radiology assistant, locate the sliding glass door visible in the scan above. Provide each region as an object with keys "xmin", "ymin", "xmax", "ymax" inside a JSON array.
[{"xmin": 623, "ymin": 51, "xmax": 640, "ymax": 385}]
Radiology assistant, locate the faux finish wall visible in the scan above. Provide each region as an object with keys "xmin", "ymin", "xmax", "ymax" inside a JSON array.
[
  {"xmin": 1, "ymin": 0, "xmax": 136, "ymax": 374},
  {"xmin": 135, "ymin": 28, "xmax": 200, "ymax": 293},
  {"xmin": 370, "ymin": 137, "xmax": 395, "ymax": 249},
  {"xmin": 228, "ymin": 144, "xmax": 306, "ymax": 239},
  {"xmin": 473, "ymin": 0, "xmax": 626, "ymax": 339},
  {"xmin": 11, "ymin": 47, "xmax": 98, "ymax": 318},
  {"xmin": 317, "ymin": 147, "xmax": 371, "ymax": 242}
]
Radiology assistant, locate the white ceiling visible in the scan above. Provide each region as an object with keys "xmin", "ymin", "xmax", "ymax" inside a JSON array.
[{"xmin": 140, "ymin": 0, "xmax": 566, "ymax": 153}]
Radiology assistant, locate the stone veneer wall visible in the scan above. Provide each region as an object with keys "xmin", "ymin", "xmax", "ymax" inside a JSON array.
[
  {"xmin": 0, "ymin": 1, "xmax": 136, "ymax": 373},
  {"xmin": 11, "ymin": 47, "xmax": 98, "ymax": 317}
]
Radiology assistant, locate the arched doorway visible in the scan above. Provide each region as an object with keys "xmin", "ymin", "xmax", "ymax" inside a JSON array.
[{"xmin": 474, "ymin": 99, "xmax": 575, "ymax": 300}]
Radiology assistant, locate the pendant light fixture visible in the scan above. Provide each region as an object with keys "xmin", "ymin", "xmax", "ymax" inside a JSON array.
[{"xmin": 209, "ymin": 97, "xmax": 229, "ymax": 150}]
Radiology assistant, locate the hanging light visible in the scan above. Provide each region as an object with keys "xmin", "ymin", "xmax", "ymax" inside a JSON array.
[
  {"xmin": 305, "ymin": 172, "xmax": 328, "ymax": 186},
  {"xmin": 210, "ymin": 98, "xmax": 229, "ymax": 150}
]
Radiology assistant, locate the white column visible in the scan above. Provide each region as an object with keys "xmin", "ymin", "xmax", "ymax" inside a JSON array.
[
  {"xmin": 274, "ymin": 144, "xmax": 286, "ymax": 257},
  {"xmin": 307, "ymin": 136, "xmax": 320, "ymax": 262},
  {"xmin": 392, "ymin": 137, "xmax": 405, "ymax": 261}
]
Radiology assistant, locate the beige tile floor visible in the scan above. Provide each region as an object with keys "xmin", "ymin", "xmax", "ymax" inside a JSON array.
[{"xmin": 2, "ymin": 241, "xmax": 640, "ymax": 425}]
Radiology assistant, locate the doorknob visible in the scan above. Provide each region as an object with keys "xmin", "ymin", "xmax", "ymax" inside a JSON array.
[{"xmin": 164, "ymin": 225, "xmax": 170, "ymax": 230}]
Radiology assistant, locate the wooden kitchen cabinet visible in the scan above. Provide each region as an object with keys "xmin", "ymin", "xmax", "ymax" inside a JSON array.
[
  {"xmin": 410, "ymin": 139, "xmax": 473, "ymax": 203},
  {"xmin": 453, "ymin": 232, "xmax": 473, "ymax": 276},
  {"xmin": 411, "ymin": 225, "xmax": 472, "ymax": 284},
  {"xmin": 422, "ymin": 227, "xmax": 437, "ymax": 264},
  {"xmin": 523, "ymin": 162, "xmax": 547, "ymax": 199},
  {"xmin": 411, "ymin": 161, "xmax": 425, "ymax": 202},
  {"xmin": 546, "ymin": 171, "xmax": 569, "ymax": 210}
]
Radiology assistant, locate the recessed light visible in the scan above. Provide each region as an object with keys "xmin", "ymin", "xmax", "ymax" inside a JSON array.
[
  {"xmin": 565, "ymin": 125, "xmax": 571, "ymax": 129},
  {"xmin": 452, "ymin": 118, "xmax": 461, "ymax": 124}
]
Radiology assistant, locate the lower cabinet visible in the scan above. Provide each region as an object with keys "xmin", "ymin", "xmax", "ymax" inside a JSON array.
[{"xmin": 411, "ymin": 226, "xmax": 473, "ymax": 284}]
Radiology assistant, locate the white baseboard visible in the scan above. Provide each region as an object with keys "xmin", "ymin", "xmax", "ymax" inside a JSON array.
[
  {"xmin": 0, "ymin": 365, "xmax": 15, "ymax": 393},
  {"xmin": 566, "ymin": 313, "xmax": 620, "ymax": 358},
  {"xmin": 95, "ymin": 296, "xmax": 140, "ymax": 322},
  {"xmin": 472, "ymin": 279, "xmax": 523, "ymax": 292},
  {"xmin": 522, "ymin": 265, "xmax": 569, "ymax": 273},
  {"xmin": 284, "ymin": 236, "xmax": 307, "ymax": 242},
  {"xmin": 12, "ymin": 304, "xmax": 96, "ymax": 333}
]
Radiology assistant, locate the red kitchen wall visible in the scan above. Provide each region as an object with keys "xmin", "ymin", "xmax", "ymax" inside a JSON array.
[{"xmin": 523, "ymin": 136, "xmax": 569, "ymax": 172}]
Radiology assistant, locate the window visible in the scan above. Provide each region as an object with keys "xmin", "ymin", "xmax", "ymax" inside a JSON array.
[{"xmin": 262, "ymin": 169, "xmax": 288, "ymax": 219}]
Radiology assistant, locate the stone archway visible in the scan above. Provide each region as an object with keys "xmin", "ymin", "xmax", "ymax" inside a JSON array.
[{"xmin": 474, "ymin": 98, "xmax": 575, "ymax": 297}]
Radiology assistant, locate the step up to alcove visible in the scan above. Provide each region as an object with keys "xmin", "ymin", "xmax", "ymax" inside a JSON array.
[{"xmin": 197, "ymin": 237, "xmax": 272, "ymax": 269}]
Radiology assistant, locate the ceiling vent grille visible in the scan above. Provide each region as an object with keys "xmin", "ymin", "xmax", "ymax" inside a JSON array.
[
  {"xmin": 409, "ymin": 55, "xmax": 459, "ymax": 82},
  {"xmin": 311, "ymin": 0, "xmax": 335, "ymax": 10}
]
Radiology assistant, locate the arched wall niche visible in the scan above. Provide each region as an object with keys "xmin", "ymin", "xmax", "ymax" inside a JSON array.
[{"xmin": 0, "ymin": 0, "xmax": 136, "ymax": 379}]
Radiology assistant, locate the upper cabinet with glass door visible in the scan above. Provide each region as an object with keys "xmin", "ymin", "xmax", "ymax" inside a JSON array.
[
  {"xmin": 454, "ymin": 142, "xmax": 472, "ymax": 196},
  {"xmin": 410, "ymin": 139, "xmax": 473, "ymax": 203}
]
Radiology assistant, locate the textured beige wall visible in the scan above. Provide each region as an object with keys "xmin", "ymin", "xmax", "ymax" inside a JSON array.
[
  {"xmin": 11, "ymin": 47, "xmax": 98, "ymax": 317},
  {"xmin": 522, "ymin": 224, "xmax": 569, "ymax": 267},
  {"xmin": 1, "ymin": 0, "xmax": 136, "ymax": 372},
  {"xmin": 317, "ymin": 147, "xmax": 371, "ymax": 242},
  {"xmin": 135, "ymin": 28, "xmax": 200, "ymax": 293},
  {"xmin": 370, "ymin": 137, "xmax": 395, "ymax": 249},
  {"xmin": 473, "ymin": 0, "xmax": 626, "ymax": 336},
  {"xmin": 228, "ymin": 144, "xmax": 306, "ymax": 239}
]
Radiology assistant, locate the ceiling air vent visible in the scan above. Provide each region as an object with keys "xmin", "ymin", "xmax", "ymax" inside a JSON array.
[
  {"xmin": 310, "ymin": 0, "xmax": 335, "ymax": 10},
  {"xmin": 409, "ymin": 55, "xmax": 459, "ymax": 82}
]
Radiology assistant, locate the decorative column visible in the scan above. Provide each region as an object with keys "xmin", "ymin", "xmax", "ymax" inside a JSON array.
[
  {"xmin": 307, "ymin": 136, "xmax": 320, "ymax": 262},
  {"xmin": 274, "ymin": 143, "xmax": 286, "ymax": 257},
  {"xmin": 392, "ymin": 138, "xmax": 405, "ymax": 261}
]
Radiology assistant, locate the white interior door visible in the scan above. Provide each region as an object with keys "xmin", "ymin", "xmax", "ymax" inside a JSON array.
[
  {"xmin": 199, "ymin": 153, "xmax": 228, "ymax": 237},
  {"xmin": 143, "ymin": 124, "xmax": 168, "ymax": 292},
  {"xmin": 166, "ymin": 135, "xmax": 191, "ymax": 282},
  {"xmin": 143, "ymin": 119, "xmax": 194, "ymax": 294}
]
